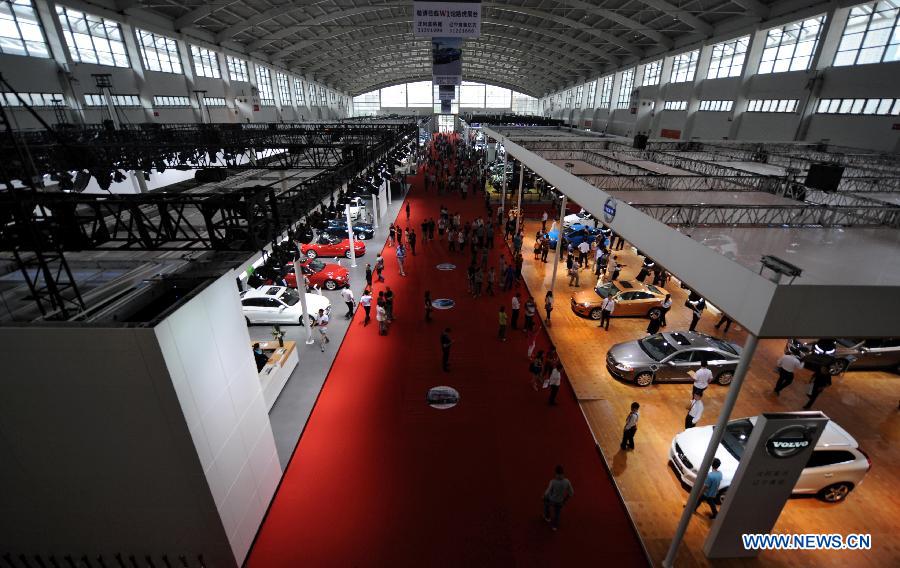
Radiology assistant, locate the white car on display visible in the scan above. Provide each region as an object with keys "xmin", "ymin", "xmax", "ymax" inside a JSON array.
[
  {"xmin": 240, "ymin": 285, "xmax": 331, "ymax": 325},
  {"xmin": 347, "ymin": 196, "xmax": 366, "ymax": 220},
  {"xmin": 670, "ymin": 417, "xmax": 871, "ymax": 503},
  {"xmin": 563, "ymin": 209, "xmax": 593, "ymax": 228}
]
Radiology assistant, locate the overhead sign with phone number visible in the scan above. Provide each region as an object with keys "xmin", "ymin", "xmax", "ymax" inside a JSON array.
[{"xmin": 414, "ymin": 1, "xmax": 482, "ymax": 38}]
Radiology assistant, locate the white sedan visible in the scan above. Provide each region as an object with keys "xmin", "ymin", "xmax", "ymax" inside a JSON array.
[
  {"xmin": 563, "ymin": 209, "xmax": 593, "ymax": 228},
  {"xmin": 241, "ymin": 285, "xmax": 331, "ymax": 325},
  {"xmin": 347, "ymin": 196, "xmax": 366, "ymax": 220},
  {"xmin": 670, "ymin": 416, "xmax": 870, "ymax": 503}
]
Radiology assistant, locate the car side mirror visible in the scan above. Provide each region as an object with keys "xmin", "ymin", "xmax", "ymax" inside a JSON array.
[{"xmin": 279, "ymin": 306, "xmax": 286, "ymax": 312}]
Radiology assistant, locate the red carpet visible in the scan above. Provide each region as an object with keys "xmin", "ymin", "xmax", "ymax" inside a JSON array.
[{"xmin": 246, "ymin": 143, "xmax": 647, "ymax": 567}]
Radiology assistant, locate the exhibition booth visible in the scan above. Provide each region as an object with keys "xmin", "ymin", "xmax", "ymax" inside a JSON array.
[{"xmin": 485, "ymin": 126, "xmax": 900, "ymax": 567}]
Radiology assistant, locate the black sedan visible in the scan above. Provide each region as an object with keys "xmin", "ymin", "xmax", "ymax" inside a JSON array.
[{"xmin": 323, "ymin": 220, "xmax": 375, "ymax": 240}]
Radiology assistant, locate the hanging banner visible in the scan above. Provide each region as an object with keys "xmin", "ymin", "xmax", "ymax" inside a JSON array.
[
  {"xmin": 414, "ymin": 1, "xmax": 481, "ymax": 38},
  {"xmin": 438, "ymin": 85, "xmax": 456, "ymax": 101},
  {"xmin": 432, "ymin": 37, "xmax": 462, "ymax": 86}
]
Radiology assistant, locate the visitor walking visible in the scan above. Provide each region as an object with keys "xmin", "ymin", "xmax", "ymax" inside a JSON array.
[
  {"xmin": 441, "ymin": 328, "xmax": 453, "ymax": 372},
  {"xmin": 375, "ymin": 254, "xmax": 385, "ymax": 282},
  {"xmin": 341, "ymin": 286, "xmax": 355, "ymax": 319},
  {"xmin": 542, "ymin": 465, "xmax": 574, "ymax": 531},
  {"xmin": 424, "ymin": 290, "xmax": 433, "ymax": 322},
  {"xmin": 621, "ymin": 402, "xmax": 640, "ymax": 450},
  {"xmin": 547, "ymin": 363, "xmax": 563, "ymax": 405},
  {"xmin": 359, "ymin": 288, "xmax": 372, "ymax": 326},
  {"xmin": 685, "ymin": 391, "xmax": 704, "ymax": 429},
  {"xmin": 396, "ymin": 243, "xmax": 407, "ymax": 276},
  {"xmin": 314, "ymin": 308, "xmax": 330, "ymax": 352},
  {"xmin": 524, "ymin": 297, "xmax": 536, "ymax": 332},
  {"xmin": 599, "ymin": 295, "xmax": 615, "ymax": 330},
  {"xmin": 511, "ymin": 293, "xmax": 521, "ymax": 330},
  {"xmin": 803, "ymin": 363, "xmax": 832, "ymax": 409},
  {"xmin": 694, "ymin": 458, "xmax": 723, "ymax": 519},
  {"xmin": 376, "ymin": 303, "xmax": 387, "ymax": 335},
  {"xmin": 365, "ymin": 263, "xmax": 373, "ymax": 287},
  {"xmin": 498, "ymin": 306, "xmax": 508, "ymax": 341},
  {"xmin": 774, "ymin": 352, "xmax": 804, "ymax": 395},
  {"xmin": 544, "ymin": 291, "xmax": 554, "ymax": 327}
]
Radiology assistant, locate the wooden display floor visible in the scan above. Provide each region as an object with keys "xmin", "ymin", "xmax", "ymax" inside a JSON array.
[{"xmin": 518, "ymin": 220, "xmax": 900, "ymax": 567}]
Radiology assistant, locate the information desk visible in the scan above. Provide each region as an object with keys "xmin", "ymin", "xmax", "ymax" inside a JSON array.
[{"xmin": 253, "ymin": 340, "xmax": 299, "ymax": 411}]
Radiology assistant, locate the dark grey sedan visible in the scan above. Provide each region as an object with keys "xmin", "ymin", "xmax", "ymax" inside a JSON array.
[{"xmin": 606, "ymin": 331, "xmax": 742, "ymax": 387}]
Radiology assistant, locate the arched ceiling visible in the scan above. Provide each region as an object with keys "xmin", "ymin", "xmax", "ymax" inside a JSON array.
[{"xmin": 129, "ymin": 0, "xmax": 778, "ymax": 97}]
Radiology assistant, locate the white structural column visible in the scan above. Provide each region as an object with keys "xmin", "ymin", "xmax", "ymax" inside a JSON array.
[
  {"xmin": 293, "ymin": 260, "xmax": 315, "ymax": 344},
  {"xmin": 549, "ymin": 194, "xmax": 567, "ymax": 294},
  {"xmin": 385, "ymin": 179, "xmax": 391, "ymax": 205},
  {"xmin": 663, "ymin": 333, "xmax": 760, "ymax": 567},
  {"xmin": 371, "ymin": 192, "xmax": 380, "ymax": 229},
  {"xmin": 515, "ymin": 162, "xmax": 524, "ymax": 235},
  {"xmin": 345, "ymin": 204, "xmax": 357, "ymax": 268}
]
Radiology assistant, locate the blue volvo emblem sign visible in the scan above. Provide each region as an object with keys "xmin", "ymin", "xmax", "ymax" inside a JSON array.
[
  {"xmin": 436, "ymin": 263, "xmax": 457, "ymax": 271},
  {"xmin": 431, "ymin": 298, "xmax": 455, "ymax": 310},
  {"xmin": 603, "ymin": 197, "xmax": 617, "ymax": 223}
]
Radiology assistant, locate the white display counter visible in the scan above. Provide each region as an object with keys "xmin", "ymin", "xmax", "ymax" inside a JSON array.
[{"xmin": 254, "ymin": 340, "xmax": 300, "ymax": 411}]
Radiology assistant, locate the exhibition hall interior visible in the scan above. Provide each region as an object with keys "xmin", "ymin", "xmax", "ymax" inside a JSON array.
[{"xmin": 1, "ymin": 0, "xmax": 899, "ymax": 567}]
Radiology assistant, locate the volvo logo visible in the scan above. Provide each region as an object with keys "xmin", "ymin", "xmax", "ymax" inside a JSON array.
[
  {"xmin": 431, "ymin": 298, "xmax": 455, "ymax": 310},
  {"xmin": 603, "ymin": 197, "xmax": 617, "ymax": 223},
  {"xmin": 765, "ymin": 425, "xmax": 815, "ymax": 459}
]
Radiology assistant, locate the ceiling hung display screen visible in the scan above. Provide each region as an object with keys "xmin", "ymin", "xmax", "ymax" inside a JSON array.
[
  {"xmin": 432, "ymin": 37, "xmax": 462, "ymax": 86},
  {"xmin": 413, "ymin": 1, "xmax": 482, "ymax": 38}
]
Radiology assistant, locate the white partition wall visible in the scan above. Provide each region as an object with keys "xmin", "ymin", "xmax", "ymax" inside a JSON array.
[{"xmin": 0, "ymin": 273, "xmax": 281, "ymax": 567}]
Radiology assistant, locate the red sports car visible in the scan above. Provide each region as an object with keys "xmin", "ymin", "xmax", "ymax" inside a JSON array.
[
  {"xmin": 282, "ymin": 259, "xmax": 350, "ymax": 291},
  {"xmin": 300, "ymin": 234, "xmax": 366, "ymax": 259}
]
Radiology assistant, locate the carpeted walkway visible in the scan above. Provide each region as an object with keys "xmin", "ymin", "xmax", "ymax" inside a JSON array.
[{"xmin": 246, "ymin": 140, "xmax": 647, "ymax": 567}]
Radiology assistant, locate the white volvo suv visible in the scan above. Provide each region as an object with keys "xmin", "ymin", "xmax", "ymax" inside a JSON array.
[{"xmin": 670, "ymin": 416, "xmax": 871, "ymax": 503}]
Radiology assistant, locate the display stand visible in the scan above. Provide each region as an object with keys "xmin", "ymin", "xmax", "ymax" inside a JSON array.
[{"xmin": 253, "ymin": 340, "xmax": 300, "ymax": 411}]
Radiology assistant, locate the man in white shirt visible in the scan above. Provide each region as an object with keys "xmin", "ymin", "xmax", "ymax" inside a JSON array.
[
  {"xmin": 314, "ymin": 309, "xmax": 330, "ymax": 352},
  {"xmin": 685, "ymin": 391, "xmax": 704, "ymax": 429},
  {"xmin": 577, "ymin": 240, "xmax": 590, "ymax": 268},
  {"xmin": 692, "ymin": 359, "xmax": 714, "ymax": 396},
  {"xmin": 340, "ymin": 286, "xmax": 355, "ymax": 319},
  {"xmin": 774, "ymin": 352, "xmax": 804, "ymax": 395},
  {"xmin": 599, "ymin": 295, "xmax": 615, "ymax": 330},
  {"xmin": 547, "ymin": 363, "xmax": 562, "ymax": 405},
  {"xmin": 621, "ymin": 402, "xmax": 640, "ymax": 450},
  {"xmin": 510, "ymin": 293, "xmax": 521, "ymax": 330},
  {"xmin": 541, "ymin": 210, "xmax": 549, "ymax": 231},
  {"xmin": 359, "ymin": 290, "xmax": 372, "ymax": 326}
]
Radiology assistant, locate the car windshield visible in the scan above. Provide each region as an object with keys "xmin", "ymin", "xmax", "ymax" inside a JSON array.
[
  {"xmin": 280, "ymin": 288, "xmax": 300, "ymax": 306},
  {"xmin": 722, "ymin": 418, "xmax": 754, "ymax": 460},
  {"xmin": 307, "ymin": 260, "xmax": 326, "ymax": 272},
  {"xmin": 646, "ymin": 285, "xmax": 662, "ymax": 295},
  {"xmin": 595, "ymin": 282, "xmax": 621, "ymax": 299},
  {"xmin": 639, "ymin": 334, "xmax": 677, "ymax": 361},
  {"xmin": 708, "ymin": 338, "xmax": 739, "ymax": 356}
]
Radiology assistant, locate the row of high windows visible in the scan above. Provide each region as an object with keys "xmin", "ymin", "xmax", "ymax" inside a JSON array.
[
  {"xmin": 544, "ymin": 1, "xmax": 900, "ymax": 111},
  {"xmin": 0, "ymin": 0, "xmax": 344, "ymax": 109},
  {"xmin": 0, "ymin": 92, "xmax": 248, "ymax": 110},
  {"xmin": 352, "ymin": 81, "xmax": 539, "ymax": 116}
]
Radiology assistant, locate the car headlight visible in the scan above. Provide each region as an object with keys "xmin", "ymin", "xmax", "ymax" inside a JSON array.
[
  {"xmin": 581, "ymin": 302, "xmax": 591, "ymax": 307},
  {"xmin": 615, "ymin": 362, "xmax": 633, "ymax": 371}
]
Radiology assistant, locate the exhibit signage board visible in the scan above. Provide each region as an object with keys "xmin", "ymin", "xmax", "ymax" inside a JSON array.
[
  {"xmin": 703, "ymin": 412, "xmax": 829, "ymax": 559},
  {"xmin": 413, "ymin": 1, "xmax": 482, "ymax": 38},
  {"xmin": 433, "ymin": 37, "xmax": 462, "ymax": 86}
]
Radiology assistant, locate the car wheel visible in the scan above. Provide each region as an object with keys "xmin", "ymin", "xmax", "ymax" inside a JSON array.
[
  {"xmin": 324, "ymin": 280, "xmax": 338, "ymax": 291},
  {"xmin": 344, "ymin": 249, "xmax": 353, "ymax": 258},
  {"xmin": 819, "ymin": 482, "xmax": 853, "ymax": 503},
  {"xmin": 589, "ymin": 308, "xmax": 603, "ymax": 320},
  {"xmin": 717, "ymin": 371, "xmax": 734, "ymax": 385},
  {"xmin": 647, "ymin": 307, "xmax": 662, "ymax": 320},
  {"xmin": 828, "ymin": 359, "xmax": 849, "ymax": 376},
  {"xmin": 356, "ymin": 232, "xmax": 367, "ymax": 240},
  {"xmin": 306, "ymin": 250, "xmax": 318, "ymax": 259},
  {"xmin": 635, "ymin": 372, "xmax": 654, "ymax": 387}
]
